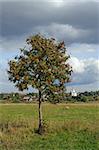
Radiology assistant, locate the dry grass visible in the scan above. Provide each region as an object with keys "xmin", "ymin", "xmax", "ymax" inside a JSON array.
[{"xmin": 0, "ymin": 103, "xmax": 99, "ymax": 150}]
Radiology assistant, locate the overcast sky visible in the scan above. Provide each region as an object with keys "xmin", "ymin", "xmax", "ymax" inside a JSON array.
[{"xmin": 0, "ymin": 0, "xmax": 99, "ymax": 93}]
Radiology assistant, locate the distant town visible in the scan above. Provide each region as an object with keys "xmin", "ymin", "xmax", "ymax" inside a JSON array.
[{"xmin": 0, "ymin": 90, "xmax": 99, "ymax": 103}]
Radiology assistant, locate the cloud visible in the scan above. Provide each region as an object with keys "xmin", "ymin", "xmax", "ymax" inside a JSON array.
[
  {"xmin": 33, "ymin": 23, "xmax": 94, "ymax": 44},
  {"xmin": 0, "ymin": 0, "xmax": 99, "ymax": 92},
  {"xmin": 0, "ymin": 1, "xmax": 98, "ymax": 44},
  {"xmin": 69, "ymin": 57, "xmax": 85, "ymax": 73},
  {"xmin": 67, "ymin": 43, "xmax": 99, "ymax": 59},
  {"xmin": 0, "ymin": 65, "xmax": 16, "ymax": 93},
  {"xmin": 69, "ymin": 57, "xmax": 99, "ymax": 84},
  {"xmin": 68, "ymin": 43, "xmax": 99, "ymax": 52},
  {"xmin": 1, "ymin": 36, "xmax": 26, "ymax": 52},
  {"xmin": 67, "ymin": 81, "xmax": 99, "ymax": 92}
]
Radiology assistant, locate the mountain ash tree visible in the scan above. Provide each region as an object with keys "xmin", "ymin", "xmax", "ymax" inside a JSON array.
[{"xmin": 8, "ymin": 34, "xmax": 72, "ymax": 134}]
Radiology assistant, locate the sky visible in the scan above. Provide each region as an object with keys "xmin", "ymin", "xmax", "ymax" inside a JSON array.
[{"xmin": 0, "ymin": 0, "xmax": 99, "ymax": 93}]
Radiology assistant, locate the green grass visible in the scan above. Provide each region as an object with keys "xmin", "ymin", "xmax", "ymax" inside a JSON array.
[{"xmin": 0, "ymin": 103, "xmax": 99, "ymax": 150}]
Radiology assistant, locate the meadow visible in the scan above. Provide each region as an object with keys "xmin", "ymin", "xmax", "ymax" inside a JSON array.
[{"xmin": 0, "ymin": 103, "xmax": 99, "ymax": 150}]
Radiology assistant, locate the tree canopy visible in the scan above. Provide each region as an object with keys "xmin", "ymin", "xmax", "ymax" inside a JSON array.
[{"xmin": 8, "ymin": 34, "xmax": 72, "ymax": 99}]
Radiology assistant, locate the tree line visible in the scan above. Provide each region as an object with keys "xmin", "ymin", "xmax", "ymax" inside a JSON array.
[{"xmin": 0, "ymin": 90, "xmax": 99, "ymax": 103}]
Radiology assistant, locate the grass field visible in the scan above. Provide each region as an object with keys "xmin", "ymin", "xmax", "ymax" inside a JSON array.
[{"xmin": 0, "ymin": 103, "xmax": 99, "ymax": 150}]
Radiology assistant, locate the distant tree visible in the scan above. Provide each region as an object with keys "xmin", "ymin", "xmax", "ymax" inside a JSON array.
[
  {"xmin": 0, "ymin": 93, "xmax": 3, "ymax": 100},
  {"xmin": 11, "ymin": 93, "xmax": 20, "ymax": 103},
  {"xmin": 8, "ymin": 34, "xmax": 72, "ymax": 134}
]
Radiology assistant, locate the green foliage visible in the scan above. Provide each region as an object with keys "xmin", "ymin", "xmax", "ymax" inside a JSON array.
[
  {"xmin": 79, "ymin": 91, "xmax": 99, "ymax": 97},
  {"xmin": 64, "ymin": 91, "xmax": 99, "ymax": 103},
  {"xmin": 10, "ymin": 93, "xmax": 20, "ymax": 103},
  {"xmin": 8, "ymin": 34, "xmax": 72, "ymax": 102},
  {"xmin": 0, "ymin": 94, "xmax": 3, "ymax": 100},
  {"xmin": 80, "ymin": 96, "xmax": 88, "ymax": 102}
]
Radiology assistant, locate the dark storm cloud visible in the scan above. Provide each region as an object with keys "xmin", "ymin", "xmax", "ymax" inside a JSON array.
[
  {"xmin": 0, "ymin": 1, "xmax": 55, "ymax": 37},
  {"xmin": 59, "ymin": 2, "xmax": 99, "ymax": 29},
  {"xmin": 0, "ymin": 1, "xmax": 99, "ymax": 43},
  {"xmin": 0, "ymin": 0, "xmax": 99, "ymax": 92}
]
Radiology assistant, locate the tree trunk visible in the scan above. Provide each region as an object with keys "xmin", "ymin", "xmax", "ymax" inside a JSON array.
[{"xmin": 38, "ymin": 90, "xmax": 43, "ymax": 134}]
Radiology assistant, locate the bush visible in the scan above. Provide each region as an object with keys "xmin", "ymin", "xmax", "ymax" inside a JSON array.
[{"xmin": 80, "ymin": 96, "xmax": 88, "ymax": 102}]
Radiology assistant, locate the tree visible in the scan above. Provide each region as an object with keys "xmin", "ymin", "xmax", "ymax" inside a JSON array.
[{"xmin": 8, "ymin": 34, "xmax": 72, "ymax": 134}]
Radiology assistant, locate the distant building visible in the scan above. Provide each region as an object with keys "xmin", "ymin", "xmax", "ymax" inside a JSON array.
[
  {"xmin": 23, "ymin": 96, "xmax": 32, "ymax": 102},
  {"xmin": 71, "ymin": 89, "xmax": 77, "ymax": 97}
]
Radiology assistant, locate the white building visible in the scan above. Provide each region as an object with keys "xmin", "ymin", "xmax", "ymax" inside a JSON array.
[{"xmin": 71, "ymin": 89, "xmax": 77, "ymax": 97}]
